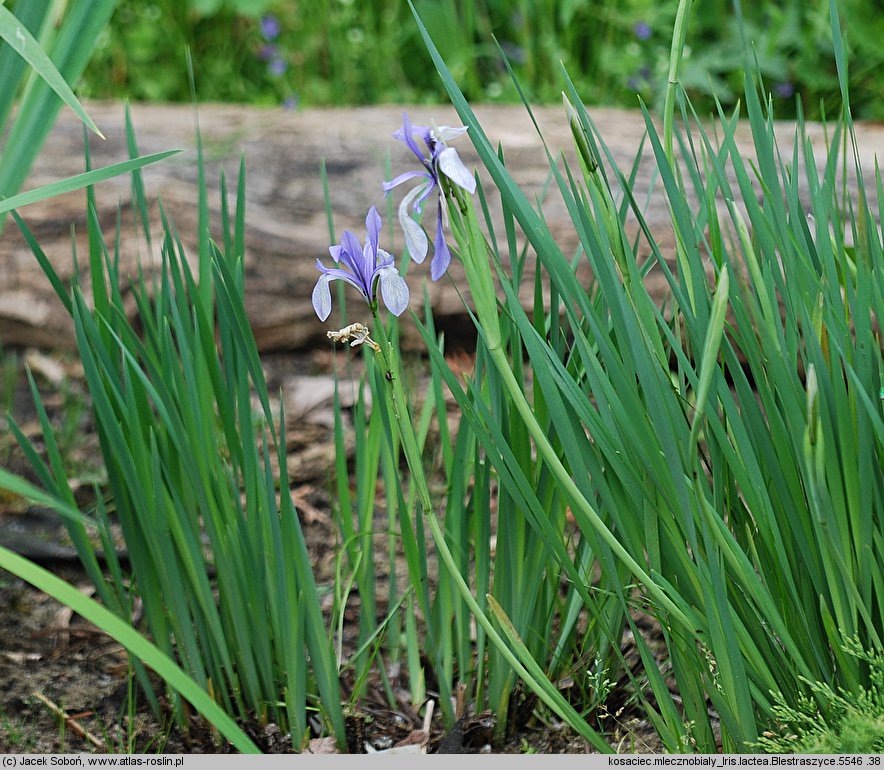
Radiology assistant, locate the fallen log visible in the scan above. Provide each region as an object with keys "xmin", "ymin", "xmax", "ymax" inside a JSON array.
[{"xmin": 1, "ymin": 102, "xmax": 880, "ymax": 353}]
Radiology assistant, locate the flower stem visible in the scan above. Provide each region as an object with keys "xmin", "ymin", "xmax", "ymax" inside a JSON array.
[
  {"xmin": 663, "ymin": 0, "xmax": 693, "ymax": 167},
  {"xmin": 368, "ymin": 309, "xmax": 611, "ymax": 748}
]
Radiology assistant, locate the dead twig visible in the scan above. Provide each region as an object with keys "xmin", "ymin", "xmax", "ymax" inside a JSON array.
[{"xmin": 32, "ymin": 691, "xmax": 106, "ymax": 750}]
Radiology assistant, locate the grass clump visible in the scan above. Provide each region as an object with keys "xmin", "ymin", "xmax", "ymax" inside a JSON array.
[{"xmin": 1, "ymin": 0, "xmax": 881, "ymax": 755}]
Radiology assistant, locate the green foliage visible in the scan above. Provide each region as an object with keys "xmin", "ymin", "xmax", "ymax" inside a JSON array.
[
  {"xmin": 0, "ymin": 538, "xmax": 261, "ymax": 753},
  {"xmin": 80, "ymin": 0, "xmax": 884, "ymax": 119},
  {"xmin": 327, "ymin": 0, "xmax": 881, "ymax": 750},
  {"xmin": 0, "ymin": 0, "xmax": 116, "ymax": 228},
  {"xmin": 0, "ymin": 706, "xmax": 37, "ymax": 752},
  {"xmin": 3, "ymin": 0, "xmax": 882, "ymax": 754},
  {"xmin": 4, "ymin": 115, "xmax": 347, "ymax": 750},
  {"xmin": 756, "ymin": 641, "xmax": 884, "ymax": 754}
]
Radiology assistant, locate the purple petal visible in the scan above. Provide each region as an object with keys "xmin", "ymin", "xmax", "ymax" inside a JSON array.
[
  {"xmin": 376, "ymin": 266, "xmax": 410, "ymax": 316},
  {"xmin": 430, "ymin": 209, "xmax": 452, "ymax": 281},
  {"xmin": 339, "ymin": 230, "xmax": 364, "ymax": 273},
  {"xmin": 328, "ymin": 245, "xmax": 343, "ymax": 263},
  {"xmin": 394, "ymin": 113, "xmax": 431, "ymax": 165},
  {"xmin": 315, "ymin": 266, "xmax": 367, "ymax": 297},
  {"xmin": 383, "ymin": 170, "xmax": 431, "ymax": 192},
  {"xmin": 415, "ymin": 178, "xmax": 438, "ymax": 208},
  {"xmin": 312, "ymin": 274, "xmax": 333, "ymax": 321},
  {"xmin": 365, "ymin": 205, "xmax": 382, "ymax": 253},
  {"xmin": 268, "ymin": 57, "xmax": 287, "ymax": 77},
  {"xmin": 376, "ymin": 248, "xmax": 395, "ymax": 269}
]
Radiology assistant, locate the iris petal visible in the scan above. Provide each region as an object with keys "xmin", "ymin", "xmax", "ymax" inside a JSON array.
[
  {"xmin": 430, "ymin": 209, "xmax": 451, "ymax": 281},
  {"xmin": 433, "ymin": 125, "xmax": 469, "ymax": 142},
  {"xmin": 437, "ymin": 147, "xmax": 476, "ymax": 194},
  {"xmin": 312, "ymin": 274, "xmax": 333, "ymax": 321},
  {"xmin": 384, "ymin": 170, "xmax": 430, "ymax": 192},
  {"xmin": 385, "ymin": 114, "xmax": 475, "ymax": 283},
  {"xmin": 376, "ymin": 248, "xmax": 395, "ymax": 269},
  {"xmin": 377, "ymin": 266, "xmax": 410, "ymax": 316},
  {"xmin": 395, "ymin": 113, "xmax": 430, "ymax": 166},
  {"xmin": 399, "ymin": 186, "xmax": 429, "ymax": 263},
  {"xmin": 365, "ymin": 205, "xmax": 382, "ymax": 253}
]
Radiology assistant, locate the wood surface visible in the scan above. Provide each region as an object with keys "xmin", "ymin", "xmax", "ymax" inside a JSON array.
[{"xmin": 1, "ymin": 102, "xmax": 880, "ymax": 352}]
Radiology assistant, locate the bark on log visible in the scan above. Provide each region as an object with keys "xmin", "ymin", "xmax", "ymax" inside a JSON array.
[{"xmin": 1, "ymin": 102, "xmax": 880, "ymax": 353}]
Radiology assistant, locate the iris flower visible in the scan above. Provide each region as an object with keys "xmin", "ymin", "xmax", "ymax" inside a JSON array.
[
  {"xmin": 312, "ymin": 206, "xmax": 409, "ymax": 321},
  {"xmin": 383, "ymin": 113, "xmax": 476, "ymax": 281}
]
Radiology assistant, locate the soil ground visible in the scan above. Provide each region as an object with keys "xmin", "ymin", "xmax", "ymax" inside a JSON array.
[{"xmin": 0, "ymin": 348, "xmax": 667, "ymax": 755}]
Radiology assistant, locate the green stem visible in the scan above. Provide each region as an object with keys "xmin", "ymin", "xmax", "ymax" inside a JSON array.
[
  {"xmin": 662, "ymin": 0, "xmax": 697, "ymax": 312},
  {"xmin": 663, "ymin": 0, "xmax": 693, "ymax": 167},
  {"xmin": 450, "ymin": 193, "xmax": 695, "ymax": 632},
  {"xmin": 368, "ymin": 308, "xmax": 609, "ymax": 749}
]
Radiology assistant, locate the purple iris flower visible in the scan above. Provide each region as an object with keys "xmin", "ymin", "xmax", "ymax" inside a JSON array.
[
  {"xmin": 260, "ymin": 14, "xmax": 281, "ymax": 41},
  {"xmin": 634, "ymin": 21, "xmax": 652, "ymax": 40},
  {"xmin": 383, "ymin": 113, "xmax": 476, "ymax": 281},
  {"xmin": 774, "ymin": 81, "xmax": 795, "ymax": 99},
  {"xmin": 268, "ymin": 57, "xmax": 288, "ymax": 77},
  {"xmin": 312, "ymin": 206, "xmax": 409, "ymax": 321}
]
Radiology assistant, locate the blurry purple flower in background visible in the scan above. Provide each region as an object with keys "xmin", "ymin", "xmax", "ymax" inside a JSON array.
[
  {"xmin": 268, "ymin": 57, "xmax": 288, "ymax": 77},
  {"xmin": 282, "ymin": 95, "xmax": 299, "ymax": 111},
  {"xmin": 774, "ymin": 82, "xmax": 795, "ymax": 99},
  {"xmin": 258, "ymin": 44, "xmax": 277, "ymax": 61},
  {"xmin": 260, "ymin": 14, "xmax": 281, "ymax": 41},
  {"xmin": 634, "ymin": 21, "xmax": 652, "ymax": 41},
  {"xmin": 499, "ymin": 40, "xmax": 526, "ymax": 66},
  {"xmin": 383, "ymin": 113, "xmax": 476, "ymax": 281},
  {"xmin": 628, "ymin": 65, "xmax": 653, "ymax": 91},
  {"xmin": 312, "ymin": 207, "xmax": 409, "ymax": 321}
]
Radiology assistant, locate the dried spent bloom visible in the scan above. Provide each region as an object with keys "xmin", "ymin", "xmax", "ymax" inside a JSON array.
[
  {"xmin": 383, "ymin": 113, "xmax": 476, "ymax": 281},
  {"xmin": 312, "ymin": 206, "xmax": 409, "ymax": 322}
]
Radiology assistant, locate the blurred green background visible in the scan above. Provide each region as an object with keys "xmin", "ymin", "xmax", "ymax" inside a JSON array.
[{"xmin": 64, "ymin": 0, "xmax": 884, "ymax": 119}]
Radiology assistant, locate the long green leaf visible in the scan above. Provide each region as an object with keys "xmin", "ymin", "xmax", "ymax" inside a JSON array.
[
  {"xmin": 0, "ymin": 544, "xmax": 260, "ymax": 754},
  {"xmin": 0, "ymin": 3, "xmax": 102, "ymax": 138},
  {"xmin": 0, "ymin": 151, "xmax": 179, "ymax": 214}
]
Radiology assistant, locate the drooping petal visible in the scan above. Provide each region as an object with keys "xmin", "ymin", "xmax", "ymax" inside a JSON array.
[
  {"xmin": 315, "ymin": 262, "xmax": 371, "ymax": 300},
  {"xmin": 430, "ymin": 208, "xmax": 452, "ymax": 281},
  {"xmin": 399, "ymin": 185, "xmax": 429, "ymax": 263},
  {"xmin": 376, "ymin": 266, "xmax": 410, "ymax": 316},
  {"xmin": 437, "ymin": 146, "xmax": 476, "ymax": 194},
  {"xmin": 312, "ymin": 274, "xmax": 333, "ymax": 321}
]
